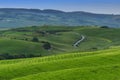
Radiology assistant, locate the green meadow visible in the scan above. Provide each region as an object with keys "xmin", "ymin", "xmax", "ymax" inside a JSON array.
[
  {"xmin": 0, "ymin": 46, "xmax": 120, "ymax": 80},
  {"xmin": 0, "ymin": 26, "xmax": 120, "ymax": 59},
  {"xmin": 0, "ymin": 26, "xmax": 120, "ymax": 80}
]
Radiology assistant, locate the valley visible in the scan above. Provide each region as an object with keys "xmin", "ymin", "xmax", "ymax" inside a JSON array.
[
  {"xmin": 0, "ymin": 25, "xmax": 120, "ymax": 80},
  {"xmin": 0, "ymin": 26, "xmax": 120, "ymax": 60}
]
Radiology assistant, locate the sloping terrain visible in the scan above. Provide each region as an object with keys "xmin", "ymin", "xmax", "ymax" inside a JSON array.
[
  {"xmin": 0, "ymin": 26, "xmax": 120, "ymax": 59},
  {"xmin": 0, "ymin": 8, "xmax": 120, "ymax": 28},
  {"xmin": 0, "ymin": 39, "xmax": 48, "ymax": 59},
  {"xmin": 0, "ymin": 46, "xmax": 120, "ymax": 80}
]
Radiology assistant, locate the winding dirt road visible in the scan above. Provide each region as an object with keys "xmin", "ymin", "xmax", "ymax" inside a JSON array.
[{"xmin": 73, "ymin": 35, "xmax": 85, "ymax": 47}]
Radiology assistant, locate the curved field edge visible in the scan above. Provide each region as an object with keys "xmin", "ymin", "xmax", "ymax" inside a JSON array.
[
  {"xmin": 0, "ymin": 46, "xmax": 119, "ymax": 65},
  {"xmin": 0, "ymin": 46, "xmax": 120, "ymax": 80},
  {"xmin": 0, "ymin": 39, "xmax": 48, "ymax": 56}
]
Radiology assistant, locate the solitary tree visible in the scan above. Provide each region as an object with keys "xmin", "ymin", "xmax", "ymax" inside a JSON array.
[
  {"xmin": 32, "ymin": 37, "xmax": 39, "ymax": 42},
  {"xmin": 43, "ymin": 42, "xmax": 51, "ymax": 50}
]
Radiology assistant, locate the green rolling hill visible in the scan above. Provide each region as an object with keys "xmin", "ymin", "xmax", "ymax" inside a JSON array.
[
  {"xmin": 0, "ymin": 26, "xmax": 120, "ymax": 59},
  {"xmin": 0, "ymin": 26, "xmax": 120, "ymax": 80},
  {"xmin": 0, "ymin": 46, "xmax": 120, "ymax": 80}
]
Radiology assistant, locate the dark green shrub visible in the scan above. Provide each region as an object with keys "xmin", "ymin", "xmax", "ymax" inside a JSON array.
[
  {"xmin": 42, "ymin": 42, "xmax": 51, "ymax": 50},
  {"xmin": 100, "ymin": 26, "xmax": 109, "ymax": 28},
  {"xmin": 32, "ymin": 37, "xmax": 39, "ymax": 42}
]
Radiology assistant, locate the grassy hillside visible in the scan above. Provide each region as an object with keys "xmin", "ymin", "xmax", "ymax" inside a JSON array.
[
  {"xmin": 0, "ymin": 46, "xmax": 120, "ymax": 80},
  {"xmin": 0, "ymin": 38, "xmax": 50, "ymax": 59},
  {"xmin": 0, "ymin": 26, "xmax": 120, "ymax": 59}
]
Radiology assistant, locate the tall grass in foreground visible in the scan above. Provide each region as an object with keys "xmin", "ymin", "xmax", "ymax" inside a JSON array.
[{"xmin": 0, "ymin": 46, "xmax": 120, "ymax": 80}]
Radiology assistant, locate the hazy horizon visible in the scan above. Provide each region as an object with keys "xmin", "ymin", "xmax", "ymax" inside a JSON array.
[{"xmin": 0, "ymin": 0, "xmax": 120, "ymax": 14}]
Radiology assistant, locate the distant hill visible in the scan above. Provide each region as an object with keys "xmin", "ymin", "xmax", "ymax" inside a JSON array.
[{"xmin": 0, "ymin": 8, "xmax": 120, "ymax": 28}]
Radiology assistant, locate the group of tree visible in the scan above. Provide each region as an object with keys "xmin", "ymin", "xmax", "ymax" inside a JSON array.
[
  {"xmin": 0, "ymin": 53, "xmax": 42, "ymax": 60},
  {"xmin": 41, "ymin": 41, "xmax": 51, "ymax": 50},
  {"xmin": 31, "ymin": 37, "xmax": 52, "ymax": 50},
  {"xmin": 32, "ymin": 37, "xmax": 39, "ymax": 42},
  {"xmin": 100, "ymin": 26, "xmax": 109, "ymax": 28}
]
